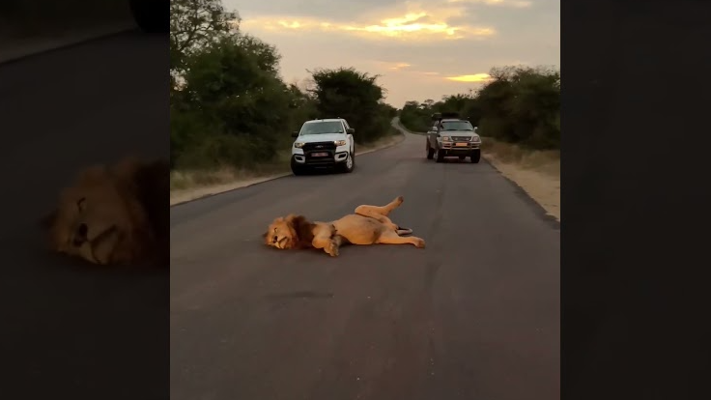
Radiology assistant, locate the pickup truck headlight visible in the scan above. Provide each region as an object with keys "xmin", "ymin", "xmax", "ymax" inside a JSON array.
[
  {"xmin": 334, "ymin": 140, "xmax": 347, "ymax": 146},
  {"xmin": 440, "ymin": 136, "xmax": 452, "ymax": 141},
  {"xmin": 294, "ymin": 142, "xmax": 305, "ymax": 148}
]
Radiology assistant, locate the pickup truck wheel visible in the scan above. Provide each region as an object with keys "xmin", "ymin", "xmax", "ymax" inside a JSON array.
[
  {"xmin": 470, "ymin": 150, "xmax": 481, "ymax": 163},
  {"xmin": 291, "ymin": 159, "xmax": 306, "ymax": 175},
  {"xmin": 435, "ymin": 148, "xmax": 445, "ymax": 163},
  {"xmin": 340, "ymin": 151, "xmax": 355, "ymax": 173},
  {"xmin": 426, "ymin": 144, "xmax": 434, "ymax": 159}
]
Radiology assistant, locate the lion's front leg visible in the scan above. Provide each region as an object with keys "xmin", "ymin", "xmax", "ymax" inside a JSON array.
[
  {"xmin": 311, "ymin": 224, "xmax": 341, "ymax": 257},
  {"xmin": 312, "ymin": 234, "xmax": 341, "ymax": 257}
]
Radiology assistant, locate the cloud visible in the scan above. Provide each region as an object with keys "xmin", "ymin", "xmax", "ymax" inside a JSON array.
[
  {"xmin": 368, "ymin": 61, "xmax": 446, "ymax": 82},
  {"xmin": 445, "ymin": 0, "xmax": 533, "ymax": 7},
  {"xmin": 375, "ymin": 61, "xmax": 413, "ymax": 71},
  {"xmin": 446, "ymin": 73, "xmax": 492, "ymax": 82},
  {"xmin": 226, "ymin": 0, "xmax": 558, "ymax": 106},
  {"xmin": 239, "ymin": 9, "xmax": 496, "ymax": 41},
  {"xmin": 226, "ymin": 0, "xmax": 533, "ymax": 24}
]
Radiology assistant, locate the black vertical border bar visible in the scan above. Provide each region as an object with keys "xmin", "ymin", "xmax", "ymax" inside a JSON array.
[{"xmin": 563, "ymin": 0, "xmax": 711, "ymax": 399}]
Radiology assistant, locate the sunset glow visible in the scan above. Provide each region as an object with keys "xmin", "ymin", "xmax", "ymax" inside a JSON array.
[
  {"xmin": 227, "ymin": 0, "xmax": 559, "ymax": 106},
  {"xmin": 446, "ymin": 73, "xmax": 493, "ymax": 83}
]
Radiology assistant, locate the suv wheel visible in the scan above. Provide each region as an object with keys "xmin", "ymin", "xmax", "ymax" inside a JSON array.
[
  {"xmin": 435, "ymin": 148, "xmax": 445, "ymax": 163},
  {"xmin": 470, "ymin": 150, "xmax": 481, "ymax": 163},
  {"xmin": 426, "ymin": 143, "xmax": 434, "ymax": 160}
]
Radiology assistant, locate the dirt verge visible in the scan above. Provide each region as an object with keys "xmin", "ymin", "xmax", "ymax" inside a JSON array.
[{"xmin": 481, "ymin": 139, "xmax": 560, "ymax": 221}]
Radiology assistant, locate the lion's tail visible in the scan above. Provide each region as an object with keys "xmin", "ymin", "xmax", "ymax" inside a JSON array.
[{"xmin": 396, "ymin": 227, "xmax": 413, "ymax": 236}]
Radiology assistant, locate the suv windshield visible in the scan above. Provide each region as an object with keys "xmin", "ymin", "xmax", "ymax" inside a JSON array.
[
  {"xmin": 441, "ymin": 120, "xmax": 474, "ymax": 131},
  {"xmin": 300, "ymin": 121, "xmax": 344, "ymax": 135}
]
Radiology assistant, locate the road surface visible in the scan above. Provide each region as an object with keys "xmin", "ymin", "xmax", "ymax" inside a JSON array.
[
  {"xmin": 0, "ymin": 30, "xmax": 169, "ymax": 399},
  {"xmin": 170, "ymin": 123, "xmax": 560, "ymax": 400}
]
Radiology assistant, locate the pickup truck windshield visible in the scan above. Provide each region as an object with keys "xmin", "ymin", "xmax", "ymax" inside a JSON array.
[
  {"xmin": 300, "ymin": 121, "xmax": 344, "ymax": 135},
  {"xmin": 441, "ymin": 121, "xmax": 474, "ymax": 131}
]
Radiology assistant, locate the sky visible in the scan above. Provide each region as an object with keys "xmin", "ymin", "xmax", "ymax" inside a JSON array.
[{"xmin": 224, "ymin": 0, "xmax": 559, "ymax": 108}]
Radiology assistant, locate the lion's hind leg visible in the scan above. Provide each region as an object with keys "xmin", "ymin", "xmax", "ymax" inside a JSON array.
[
  {"xmin": 354, "ymin": 195, "xmax": 404, "ymax": 218},
  {"xmin": 376, "ymin": 230, "xmax": 425, "ymax": 248},
  {"xmin": 354, "ymin": 196, "xmax": 408, "ymax": 232}
]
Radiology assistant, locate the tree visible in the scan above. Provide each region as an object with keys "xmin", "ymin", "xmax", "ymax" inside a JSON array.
[
  {"xmin": 399, "ymin": 100, "xmax": 433, "ymax": 132},
  {"xmin": 171, "ymin": 31, "xmax": 293, "ymax": 168},
  {"xmin": 170, "ymin": 0, "xmax": 238, "ymax": 80},
  {"xmin": 309, "ymin": 67, "xmax": 389, "ymax": 143},
  {"xmin": 477, "ymin": 66, "xmax": 560, "ymax": 148}
]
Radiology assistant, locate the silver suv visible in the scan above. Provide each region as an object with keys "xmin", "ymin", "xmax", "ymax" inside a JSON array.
[{"xmin": 425, "ymin": 112, "xmax": 481, "ymax": 163}]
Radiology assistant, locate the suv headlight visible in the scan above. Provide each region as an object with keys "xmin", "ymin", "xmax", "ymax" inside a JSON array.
[
  {"xmin": 294, "ymin": 142, "xmax": 305, "ymax": 148},
  {"xmin": 440, "ymin": 136, "xmax": 451, "ymax": 141},
  {"xmin": 334, "ymin": 140, "xmax": 347, "ymax": 146},
  {"xmin": 471, "ymin": 135, "xmax": 481, "ymax": 142}
]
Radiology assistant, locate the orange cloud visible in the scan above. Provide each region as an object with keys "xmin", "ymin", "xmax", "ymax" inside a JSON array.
[
  {"xmin": 239, "ymin": 11, "xmax": 495, "ymax": 41},
  {"xmin": 446, "ymin": 0, "xmax": 533, "ymax": 7},
  {"xmin": 386, "ymin": 62, "xmax": 412, "ymax": 71},
  {"xmin": 370, "ymin": 62, "xmax": 445, "ymax": 80},
  {"xmin": 446, "ymin": 73, "xmax": 492, "ymax": 82}
]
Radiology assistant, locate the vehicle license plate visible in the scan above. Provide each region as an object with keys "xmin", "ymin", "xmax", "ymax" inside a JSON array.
[
  {"xmin": 455, "ymin": 142, "xmax": 468, "ymax": 147},
  {"xmin": 311, "ymin": 152, "xmax": 328, "ymax": 157}
]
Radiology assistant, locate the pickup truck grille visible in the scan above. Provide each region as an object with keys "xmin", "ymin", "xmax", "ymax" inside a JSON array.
[
  {"xmin": 303, "ymin": 141, "xmax": 338, "ymax": 165},
  {"xmin": 303, "ymin": 141, "xmax": 336, "ymax": 152}
]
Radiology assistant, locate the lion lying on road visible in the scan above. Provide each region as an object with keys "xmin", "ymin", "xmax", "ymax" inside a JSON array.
[
  {"xmin": 263, "ymin": 196, "xmax": 425, "ymax": 257},
  {"xmin": 40, "ymin": 156, "xmax": 169, "ymax": 266}
]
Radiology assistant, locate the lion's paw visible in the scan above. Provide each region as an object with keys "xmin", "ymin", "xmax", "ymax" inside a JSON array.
[
  {"xmin": 395, "ymin": 196, "xmax": 404, "ymax": 205},
  {"xmin": 326, "ymin": 242, "xmax": 340, "ymax": 257},
  {"xmin": 415, "ymin": 238, "xmax": 426, "ymax": 248}
]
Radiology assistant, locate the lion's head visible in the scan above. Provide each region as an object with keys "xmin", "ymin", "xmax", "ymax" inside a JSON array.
[
  {"xmin": 41, "ymin": 158, "xmax": 167, "ymax": 266},
  {"xmin": 263, "ymin": 214, "xmax": 314, "ymax": 250}
]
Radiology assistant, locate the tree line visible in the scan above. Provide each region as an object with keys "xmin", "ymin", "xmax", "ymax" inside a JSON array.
[
  {"xmin": 170, "ymin": 0, "xmax": 397, "ymax": 171},
  {"xmin": 399, "ymin": 66, "xmax": 560, "ymax": 150}
]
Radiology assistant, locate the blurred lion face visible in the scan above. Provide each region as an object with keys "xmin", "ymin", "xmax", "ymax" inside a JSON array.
[{"xmin": 42, "ymin": 164, "xmax": 152, "ymax": 265}]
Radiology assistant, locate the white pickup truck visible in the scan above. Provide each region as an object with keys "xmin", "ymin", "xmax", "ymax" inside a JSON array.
[{"xmin": 290, "ymin": 118, "xmax": 356, "ymax": 175}]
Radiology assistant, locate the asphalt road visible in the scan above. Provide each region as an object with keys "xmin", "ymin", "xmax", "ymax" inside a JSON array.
[
  {"xmin": 0, "ymin": 30, "xmax": 169, "ymax": 398},
  {"xmin": 171, "ymin": 123, "xmax": 560, "ymax": 400}
]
